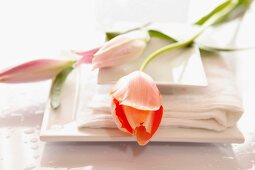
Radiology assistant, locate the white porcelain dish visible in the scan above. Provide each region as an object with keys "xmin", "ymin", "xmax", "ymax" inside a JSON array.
[{"xmin": 40, "ymin": 68, "xmax": 244, "ymax": 143}]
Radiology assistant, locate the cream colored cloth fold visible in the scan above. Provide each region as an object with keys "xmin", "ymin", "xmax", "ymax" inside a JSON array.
[{"xmin": 76, "ymin": 54, "xmax": 243, "ymax": 131}]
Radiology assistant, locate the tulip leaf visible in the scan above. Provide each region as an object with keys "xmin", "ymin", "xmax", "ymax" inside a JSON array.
[
  {"xmin": 148, "ymin": 29, "xmax": 178, "ymax": 42},
  {"xmin": 195, "ymin": 0, "xmax": 232, "ymax": 25},
  {"xmin": 195, "ymin": 0, "xmax": 253, "ymax": 26},
  {"xmin": 105, "ymin": 23, "xmax": 151, "ymax": 41},
  {"xmin": 198, "ymin": 44, "xmax": 255, "ymax": 52},
  {"xmin": 50, "ymin": 66, "xmax": 74, "ymax": 110},
  {"xmin": 215, "ymin": 0, "xmax": 253, "ymax": 24},
  {"xmin": 105, "ymin": 32, "xmax": 121, "ymax": 41}
]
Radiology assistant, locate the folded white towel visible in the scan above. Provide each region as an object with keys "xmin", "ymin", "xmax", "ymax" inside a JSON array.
[{"xmin": 76, "ymin": 54, "xmax": 243, "ymax": 131}]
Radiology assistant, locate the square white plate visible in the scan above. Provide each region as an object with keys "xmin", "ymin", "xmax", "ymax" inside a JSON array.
[
  {"xmin": 40, "ymin": 67, "xmax": 244, "ymax": 143},
  {"xmin": 98, "ymin": 37, "xmax": 208, "ymax": 91}
]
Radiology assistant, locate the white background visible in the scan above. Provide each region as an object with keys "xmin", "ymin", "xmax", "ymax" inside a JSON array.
[{"xmin": 0, "ymin": 0, "xmax": 255, "ymax": 169}]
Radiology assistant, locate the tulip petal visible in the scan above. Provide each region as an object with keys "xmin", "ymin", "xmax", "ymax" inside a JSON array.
[
  {"xmin": 123, "ymin": 105, "xmax": 154, "ymax": 133},
  {"xmin": 112, "ymin": 98, "xmax": 134, "ymax": 134},
  {"xmin": 92, "ymin": 31, "xmax": 148, "ymax": 69},
  {"xmin": 0, "ymin": 59, "xmax": 75, "ymax": 83},
  {"xmin": 93, "ymin": 40, "xmax": 146, "ymax": 69},
  {"xmin": 75, "ymin": 47, "xmax": 100, "ymax": 65},
  {"xmin": 124, "ymin": 105, "xmax": 163, "ymax": 145},
  {"xmin": 150, "ymin": 106, "xmax": 163, "ymax": 135},
  {"xmin": 111, "ymin": 71, "xmax": 163, "ymax": 145},
  {"xmin": 98, "ymin": 29, "xmax": 148, "ymax": 56},
  {"xmin": 135, "ymin": 126, "xmax": 151, "ymax": 145},
  {"xmin": 111, "ymin": 71, "xmax": 162, "ymax": 111},
  {"xmin": 96, "ymin": 35, "xmax": 129, "ymax": 55},
  {"xmin": 112, "ymin": 99, "xmax": 163, "ymax": 145}
]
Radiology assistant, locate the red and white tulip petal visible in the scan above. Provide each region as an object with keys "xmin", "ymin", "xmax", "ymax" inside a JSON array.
[
  {"xmin": 123, "ymin": 105, "xmax": 154, "ymax": 132},
  {"xmin": 112, "ymin": 98, "xmax": 163, "ymax": 145},
  {"xmin": 111, "ymin": 71, "xmax": 162, "ymax": 111},
  {"xmin": 134, "ymin": 105, "xmax": 163, "ymax": 145},
  {"xmin": 110, "ymin": 71, "xmax": 163, "ymax": 145},
  {"xmin": 112, "ymin": 98, "xmax": 134, "ymax": 134},
  {"xmin": 135, "ymin": 126, "xmax": 152, "ymax": 145}
]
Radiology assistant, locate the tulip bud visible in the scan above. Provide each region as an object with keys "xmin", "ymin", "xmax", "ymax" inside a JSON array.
[
  {"xmin": 110, "ymin": 71, "xmax": 163, "ymax": 145},
  {"xmin": 74, "ymin": 47, "xmax": 100, "ymax": 65},
  {"xmin": 93, "ymin": 31, "xmax": 149, "ymax": 69},
  {"xmin": 0, "ymin": 59, "xmax": 75, "ymax": 83}
]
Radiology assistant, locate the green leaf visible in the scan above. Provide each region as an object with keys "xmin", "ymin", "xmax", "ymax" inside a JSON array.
[
  {"xmin": 50, "ymin": 67, "xmax": 74, "ymax": 110},
  {"xmin": 216, "ymin": 0, "xmax": 253, "ymax": 24},
  {"xmin": 105, "ymin": 32, "xmax": 121, "ymax": 41},
  {"xmin": 105, "ymin": 22, "xmax": 151, "ymax": 41},
  {"xmin": 195, "ymin": 0, "xmax": 253, "ymax": 26},
  {"xmin": 198, "ymin": 44, "xmax": 255, "ymax": 52},
  {"xmin": 148, "ymin": 29, "xmax": 178, "ymax": 42},
  {"xmin": 195, "ymin": 0, "xmax": 232, "ymax": 25}
]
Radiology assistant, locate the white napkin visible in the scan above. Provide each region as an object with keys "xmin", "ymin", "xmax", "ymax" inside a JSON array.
[{"xmin": 76, "ymin": 54, "xmax": 243, "ymax": 131}]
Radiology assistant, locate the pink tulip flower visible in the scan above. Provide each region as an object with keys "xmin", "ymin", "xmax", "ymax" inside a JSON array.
[
  {"xmin": 110, "ymin": 71, "xmax": 163, "ymax": 145},
  {"xmin": 92, "ymin": 31, "xmax": 148, "ymax": 69},
  {"xmin": 74, "ymin": 47, "xmax": 100, "ymax": 65},
  {"xmin": 0, "ymin": 59, "xmax": 75, "ymax": 83}
]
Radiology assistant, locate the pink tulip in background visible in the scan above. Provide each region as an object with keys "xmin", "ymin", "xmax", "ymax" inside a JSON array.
[
  {"xmin": 93, "ymin": 31, "xmax": 148, "ymax": 69},
  {"xmin": 110, "ymin": 71, "xmax": 163, "ymax": 145},
  {"xmin": 75, "ymin": 47, "xmax": 100, "ymax": 65},
  {"xmin": 0, "ymin": 59, "xmax": 75, "ymax": 83},
  {"xmin": 76, "ymin": 31, "xmax": 149, "ymax": 69}
]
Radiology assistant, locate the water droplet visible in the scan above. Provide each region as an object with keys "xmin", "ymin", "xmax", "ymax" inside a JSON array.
[
  {"xmin": 24, "ymin": 129, "xmax": 35, "ymax": 134},
  {"xmin": 30, "ymin": 138, "xmax": 38, "ymax": 143},
  {"xmin": 23, "ymin": 164, "xmax": 36, "ymax": 170},
  {"xmin": 31, "ymin": 144, "xmax": 39, "ymax": 150}
]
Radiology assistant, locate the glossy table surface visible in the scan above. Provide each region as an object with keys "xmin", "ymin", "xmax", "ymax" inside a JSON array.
[{"xmin": 0, "ymin": 0, "xmax": 255, "ymax": 170}]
